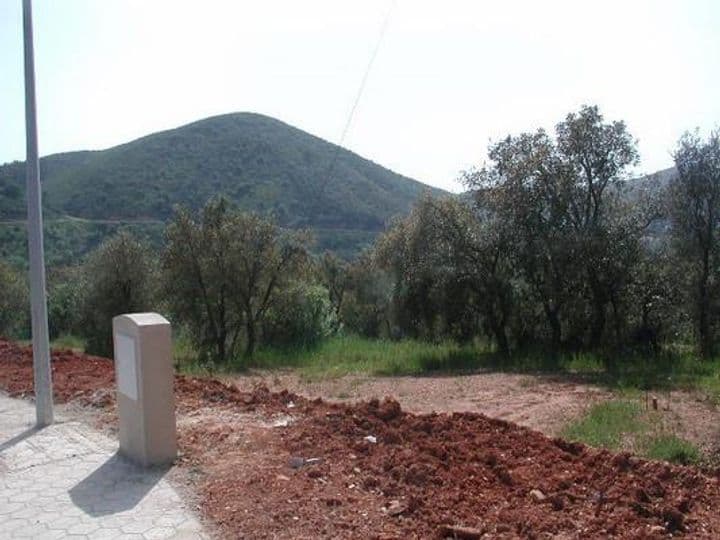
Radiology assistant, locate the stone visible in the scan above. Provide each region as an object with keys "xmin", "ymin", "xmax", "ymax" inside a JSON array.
[{"xmin": 386, "ymin": 500, "xmax": 408, "ymax": 516}]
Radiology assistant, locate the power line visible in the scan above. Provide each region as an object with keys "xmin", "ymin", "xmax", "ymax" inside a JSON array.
[{"xmin": 318, "ymin": 0, "xmax": 396, "ymax": 198}]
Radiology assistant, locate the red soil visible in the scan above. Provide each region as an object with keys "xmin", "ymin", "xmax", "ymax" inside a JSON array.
[
  {"xmin": 0, "ymin": 339, "xmax": 116, "ymax": 406},
  {"xmin": 2, "ymin": 338, "xmax": 720, "ymax": 538}
]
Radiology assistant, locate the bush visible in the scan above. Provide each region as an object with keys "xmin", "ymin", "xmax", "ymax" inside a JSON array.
[
  {"xmin": 0, "ymin": 261, "xmax": 28, "ymax": 338},
  {"xmin": 78, "ymin": 231, "xmax": 156, "ymax": 356},
  {"xmin": 340, "ymin": 254, "xmax": 392, "ymax": 338},
  {"xmin": 47, "ymin": 267, "xmax": 84, "ymax": 340},
  {"xmin": 161, "ymin": 199, "xmax": 309, "ymax": 361},
  {"xmin": 263, "ymin": 283, "xmax": 336, "ymax": 349}
]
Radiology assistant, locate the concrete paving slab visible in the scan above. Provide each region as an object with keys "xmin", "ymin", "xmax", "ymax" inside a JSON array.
[{"xmin": 0, "ymin": 394, "xmax": 207, "ymax": 539}]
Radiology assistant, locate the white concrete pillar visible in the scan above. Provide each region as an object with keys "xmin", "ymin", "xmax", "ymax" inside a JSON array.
[{"xmin": 112, "ymin": 313, "xmax": 177, "ymax": 466}]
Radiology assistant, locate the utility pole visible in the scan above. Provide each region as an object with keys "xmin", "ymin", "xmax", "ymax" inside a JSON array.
[{"xmin": 22, "ymin": 0, "xmax": 53, "ymax": 426}]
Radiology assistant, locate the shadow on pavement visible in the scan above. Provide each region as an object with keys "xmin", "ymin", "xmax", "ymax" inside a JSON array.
[
  {"xmin": 0, "ymin": 425, "xmax": 41, "ymax": 454},
  {"xmin": 69, "ymin": 452, "xmax": 169, "ymax": 516}
]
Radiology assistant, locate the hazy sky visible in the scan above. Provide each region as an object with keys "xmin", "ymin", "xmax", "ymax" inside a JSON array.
[{"xmin": 1, "ymin": 1, "xmax": 718, "ymax": 192}]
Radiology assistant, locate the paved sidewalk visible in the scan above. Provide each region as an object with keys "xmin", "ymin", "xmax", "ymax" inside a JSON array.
[{"xmin": 0, "ymin": 393, "xmax": 207, "ymax": 539}]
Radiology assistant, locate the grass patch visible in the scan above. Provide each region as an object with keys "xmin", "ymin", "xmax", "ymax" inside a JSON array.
[
  {"xmin": 20, "ymin": 335, "xmax": 87, "ymax": 352},
  {"xmin": 174, "ymin": 335, "xmax": 494, "ymax": 378},
  {"xmin": 562, "ymin": 399, "xmax": 702, "ymax": 465},
  {"xmin": 172, "ymin": 332, "xmax": 208, "ymax": 374},
  {"xmin": 561, "ymin": 400, "xmax": 645, "ymax": 450},
  {"xmin": 51, "ymin": 334, "xmax": 85, "ymax": 351},
  {"xmin": 644, "ymin": 434, "xmax": 701, "ymax": 465},
  {"xmin": 246, "ymin": 336, "xmax": 487, "ymax": 378}
]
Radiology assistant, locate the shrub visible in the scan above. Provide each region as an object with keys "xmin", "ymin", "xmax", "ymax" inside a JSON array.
[
  {"xmin": 78, "ymin": 231, "xmax": 156, "ymax": 356},
  {"xmin": 161, "ymin": 199, "xmax": 309, "ymax": 361},
  {"xmin": 263, "ymin": 283, "xmax": 336, "ymax": 349},
  {"xmin": 47, "ymin": 267, "xmax": 84, "ymax": 340},
  {"xmin": 0, "ymin": 261, "xmax": 28, "ymax": 338}
]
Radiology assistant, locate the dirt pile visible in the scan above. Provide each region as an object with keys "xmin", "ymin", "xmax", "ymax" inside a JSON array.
[
  {"xmin": 0, "ymin": 339, "xmax": 296, "ymax": 413},
  {"xmin": 203, "ymin": 396, "xmax": 720, "ymax": 538},
  {"xmin": 0, "ymin": 339, "xmax": 115, "ymax": 406},
  {"xmin": 2, "ymin": 338, "xmax": 720, "ymax": 538},
  {"xmin": 174, "ymin": 375, "xmax": 300, "ymax": 413}
]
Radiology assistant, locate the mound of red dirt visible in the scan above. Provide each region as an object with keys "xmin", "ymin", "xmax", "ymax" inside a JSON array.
[
  {"xmin": 2, "ymin": 338, "xmax": 720, "ymax": 538},
  {"xmin": 284, "ymin": 399, "xmax": 720, "ymax": 538},
  {"xmin": 198, "ymin": 395, "xmax": 720, "ymax": 538},
  {"xmin": 0, "ymin": 339, "xmax": 295, "ymax": 412},
  {"xmin": 0, "ymin": 339, "xmax": 115, "ymax": 407}
]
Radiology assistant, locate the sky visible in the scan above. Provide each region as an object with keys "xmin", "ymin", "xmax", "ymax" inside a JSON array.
[{"xmin": 1, "ymin": 1, "xmax": 718, "ymax": 193}]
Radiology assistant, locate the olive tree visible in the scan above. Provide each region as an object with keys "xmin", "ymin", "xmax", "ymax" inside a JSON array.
[
  {"xmin": 162, "ymin": 198, "xmax": 309, "ymax": 362},
  {"xmin": 341, "ymin": 251, "xmax": 393, "ymax": 338},
  {"xmin": 377, "ymin": 195, "xmax": 514, "ymax": 354},
  {"xmin": 669, "ymin": 129, "xmax": 720, "ymax": 358},
  {"xmin": 557, "ymin": 105, "xmax": 639, "ymax": 346},
  {"xmin": 466, "ymin": 105, "xmax": 641, "ymax": 351},
  {"xmin": 79, "ymin": 231, "xmax": 156, "ymax": 356},
  {"xmin": 318, "ymin": 252, "xmax": 349, "ymax": 331},
  {"xmin": 465, "ymin": 130, "xmax": 577, "ymax": 350}
]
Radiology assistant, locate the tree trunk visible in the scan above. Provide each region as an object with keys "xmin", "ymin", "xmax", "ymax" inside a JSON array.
[
  {"xmin": 590, "ymin": 298, "xmax": 606, "ymax": 348},
  {"xmin": 487, "ymin": 309, "xmax": 510, "ymax": 357},
  {"xmin": 699, "ymin": 247, "xmax": 712, "ymax": 359},
  {"xmin": 585, "ymin": 265, "xmax": 609, "ymax": 348},
  {"xmin": 216, "ymin": 332, "xmax": 226, "ymax": 364},
  {"xmin": 543, "ymin": 304, "xmax": 562, "ymax": 352},
  {"xmin": 245, "ymin": 319, "xmax": 256, "ymax": 359},
  {"xmin": 610, "ymin": 292, "xmax": 622, "ymax": 344},
  {"xmin": 494, "ymin": 325, "xmax": 510, "ymax": 357}
]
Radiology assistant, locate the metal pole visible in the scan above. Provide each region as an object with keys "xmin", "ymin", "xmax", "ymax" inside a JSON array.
[{"xmin": 22, "ymin": 0, "xmax": 53, "ymax": 426}]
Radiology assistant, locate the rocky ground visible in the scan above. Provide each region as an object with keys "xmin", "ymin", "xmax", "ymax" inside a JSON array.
[{"xmin": 2, "ymin": 338, "xmax": 720, "ymax": 538}]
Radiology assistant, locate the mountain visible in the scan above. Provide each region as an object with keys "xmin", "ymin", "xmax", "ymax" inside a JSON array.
[
  {"xmin": 627, "ymin": 166, "xmax": 677, "ymax": 196},
  {"xmin": 626, "ymin": 166, "xmax": 677, "ymax": 241},
  {"xmin": 0, "ymin": 113, "xmax": 444, "ymax": 263}
]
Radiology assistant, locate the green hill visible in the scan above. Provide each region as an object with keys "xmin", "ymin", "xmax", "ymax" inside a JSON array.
[{"xmin": 0, "ymin": 113, "xmax": 443, "ymax": 263}]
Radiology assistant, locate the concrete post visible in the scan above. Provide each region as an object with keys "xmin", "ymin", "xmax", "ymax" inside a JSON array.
[
  {"xmin": 23, "ymin": 0, "xmax": 54, "ymax": 427},
  {"xmin": 112, "ymin": 313, "xmax": 177, "ymax": 466}
]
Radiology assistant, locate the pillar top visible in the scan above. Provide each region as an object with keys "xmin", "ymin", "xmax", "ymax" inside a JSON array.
[{"xmin": 113, "ymin": 313, "xmax": 170, "ymax": 327}]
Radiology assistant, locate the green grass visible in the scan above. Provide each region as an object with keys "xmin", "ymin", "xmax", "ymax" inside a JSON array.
[
  {"xmin": 51, "ymin": 334, "xmax": 86, "ymax": 351},
  {"xmin": 175, "ymin": 335, "xmax": 490, "ymax": 378},
  {"xmin": 34, "ymin": 330, "xmax": 720, "ymax": 411},
  {"xmin": 644, "ymin": 434, "xmax": 701, "ymax": 465},
  {"xmin": 561, "ymin": 400, "xmax": 645, "ymax": 450},
  {"xmin": 17, "ymin": 334, "xmax": 86, "ymax": 352},
  {"xmin": 561, "ymin": 399, "xmax": 702, "ymax": 465},
  {"xmin": 244, "ymin": 336, "xmax": 485, "ymax": 378},
  {"xmin": 521, "ymin": 347, "xmax": 720, "ymax": 404}
]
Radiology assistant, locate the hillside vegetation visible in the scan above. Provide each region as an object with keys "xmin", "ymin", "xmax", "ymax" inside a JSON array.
[
  {"xmin": 3, "ymin": 105, "xmax": 720, "ymax": 384},
  {"xmin": 0, "ymin": 113, "xmax": 441, "ymax": 263}
]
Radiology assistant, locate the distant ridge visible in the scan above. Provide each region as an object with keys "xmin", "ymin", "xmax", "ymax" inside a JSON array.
[{"xmin": 0, "ymin": 113, "xmax": 444, "ymax": 258}]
